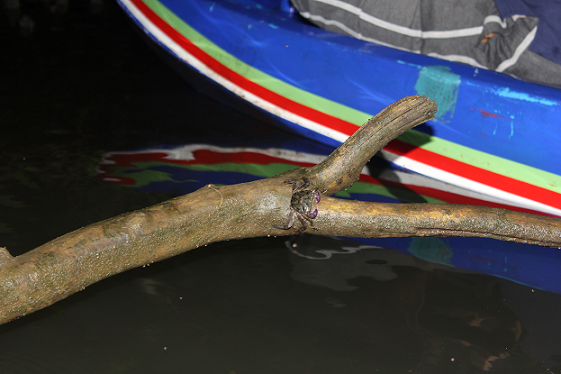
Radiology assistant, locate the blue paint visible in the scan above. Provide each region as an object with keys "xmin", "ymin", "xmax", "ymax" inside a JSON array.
[
  {"xmin": 495, "ymin": 87, "xmax": 557, "ymax": 106},
  {"xmin": 414, "ymin": 66, "xmax": 461, "ymax": 121}
]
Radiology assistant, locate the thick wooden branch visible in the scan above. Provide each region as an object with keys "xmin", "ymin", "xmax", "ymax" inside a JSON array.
[
  {"xmin": 315, "ymin": 199, "xmax": 561, "ymax": 247},
  {"xmin": 1, "ymin": 95, "xmax": 560, "ymax": 325}
]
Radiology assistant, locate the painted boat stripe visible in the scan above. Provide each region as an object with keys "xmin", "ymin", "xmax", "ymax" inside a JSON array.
[
  {"xmin": 386, "ymin": 140, "xmax": 561, "ymax": 210},
  {"xmin": 381, "ymin": 150, "xmax": 561, "ymax": 216},
  {"xmin": 123, "ymin": 0, "xmax": 561, "ymax": 214},
  {"xmin": 397, "ymin": 129, "xmax": 561, "ymax": 197},
  {"xmin": 356, "ymin": 175, "xmax": 549, "ymax": 215}
]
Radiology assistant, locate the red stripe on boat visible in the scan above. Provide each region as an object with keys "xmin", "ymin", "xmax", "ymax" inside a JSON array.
[{"xmin": 386, "ymin": 140, "xmax": 561, "ymax": 209}]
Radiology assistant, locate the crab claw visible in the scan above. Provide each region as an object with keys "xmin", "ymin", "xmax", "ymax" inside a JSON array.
[
  {"xmin": 313, "ymin": 191, "xmax": 321, "ymax": 203},
  {"xmin": 308, "ymin": 209, "xmax": 318, "ymax": 219}
]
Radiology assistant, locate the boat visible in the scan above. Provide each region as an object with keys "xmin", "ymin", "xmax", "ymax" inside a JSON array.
[{"xmin": 116, "ymin": 0, "xmax": 561, "ymax": 217}]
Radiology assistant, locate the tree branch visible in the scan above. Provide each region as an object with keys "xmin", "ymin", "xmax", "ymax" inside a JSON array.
[
  {"xmin": 1, "ymin": 95, "xmax": 560, "ymax": 325},
  {"xmin": 316, "ymin": 199, "xmax": 561, "ymax": 247},
  {"xmin": 279, "ymin": 95, "xmax": 438, "ymax": 195}
]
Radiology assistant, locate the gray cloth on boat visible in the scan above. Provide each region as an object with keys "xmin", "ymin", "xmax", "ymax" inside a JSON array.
[{"xmin": 291, "ymin": 0, "xmax": 561, "ymax": 87}]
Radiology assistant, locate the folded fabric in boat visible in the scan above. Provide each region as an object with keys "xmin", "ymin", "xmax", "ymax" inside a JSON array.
[
  {"xmin": 291, "ymin": 0, "xmax": 561, "ymax": 87},
  {"xmin": 494, "ymin": 0, "xmax": 561, "ymax": 66}
]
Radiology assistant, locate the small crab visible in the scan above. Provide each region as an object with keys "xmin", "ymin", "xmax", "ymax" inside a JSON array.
[{"xmin": 273, "ymin": 177, "xmax": 321, "ymax": 233}]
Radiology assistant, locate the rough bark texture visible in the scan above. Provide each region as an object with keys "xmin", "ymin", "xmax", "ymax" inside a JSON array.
[
  {"xmin": 1, "ymin": 95, "xmax": 560, "ymax": 325},
  {"xmin": 316, "ymin": 199, "xmax": 561, "ymax": 247}
]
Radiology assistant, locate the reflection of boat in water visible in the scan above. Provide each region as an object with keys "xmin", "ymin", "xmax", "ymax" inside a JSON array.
[
  {"xmin": 96, "ymin": 116, "xmax": 561, "ymax": 295},
  {"xmin": 116, "ymin": 0, "xmax": 561, "ymax": 217}
]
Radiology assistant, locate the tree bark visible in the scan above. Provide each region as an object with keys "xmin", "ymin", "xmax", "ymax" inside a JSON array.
[{"xmin": 1, "ymin": 95, "xmax": 560, "ymax": 325}]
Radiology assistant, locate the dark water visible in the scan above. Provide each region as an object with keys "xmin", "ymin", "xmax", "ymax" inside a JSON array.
[{"xmin": 1, "ymin": 1, "xmax": 561, "ymax": 373}]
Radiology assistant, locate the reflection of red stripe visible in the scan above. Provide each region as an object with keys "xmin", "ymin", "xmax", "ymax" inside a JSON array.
[
  {"xmin": 103, "ymin": 150, "xmax": 319, "ymax": 167},
  {"xmin": 100, "ymin": 150, "xmax": 549, "ymax": 215},
  {"xmin": 386, "ymin": 140, "xmax": 561, "ymax": 209},
  {"xmin": 130, "ymin": 0, "xmax": 561, "ymax": 211},
  {"xmin": 188, "ymin": 149, "xmax": 318, "ymax": 167}
]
